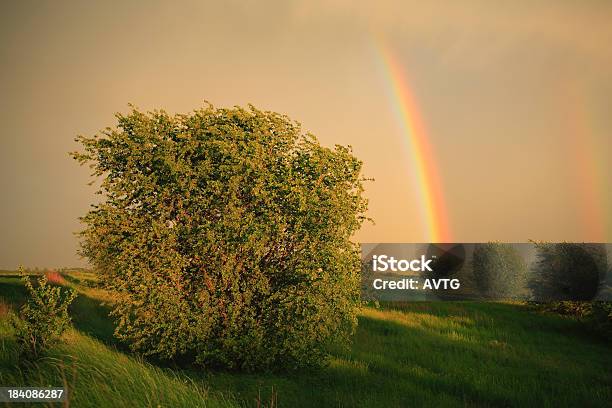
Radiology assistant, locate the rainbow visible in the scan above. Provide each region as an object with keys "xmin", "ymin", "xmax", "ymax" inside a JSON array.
[
  {"xmin": 565, "ymin": 83, "xmax": 608, "ymax": 241},
  {"xmin": 372, "ymin": 38, "xmax": 452, "ymax": 242}
]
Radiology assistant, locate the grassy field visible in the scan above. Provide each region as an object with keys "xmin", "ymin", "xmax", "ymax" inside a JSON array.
[{"xmin": 0, "ymin": 271, "xmax": 610, "ymax": 407}]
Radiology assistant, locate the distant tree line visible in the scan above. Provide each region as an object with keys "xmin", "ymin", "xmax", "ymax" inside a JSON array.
[{"xmin": 471, "ymin": 242, "xmax": 610, "ymax": 338}]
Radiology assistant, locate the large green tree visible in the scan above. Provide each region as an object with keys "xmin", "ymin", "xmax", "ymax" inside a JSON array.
[{"xmin": 72, "ymin": 104, "xmax": 368, "ymax": 371}]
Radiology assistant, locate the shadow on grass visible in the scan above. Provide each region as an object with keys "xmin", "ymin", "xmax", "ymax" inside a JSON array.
[
  {"xmin": 61, "ymin": 272, "xmax": 100, "ymax": 289},
  {"xmin": 69, "ymin": 292, "xmax": 117, "ymax": 346},
  {"xmin": 0, "ymin": 278, "xmax": 27, "ymax": 308},
  {"xmin": 200, "ymin": 317, "xmax": 507, "ymax": 406},
  {"xmin": 198, "ymin": 306, "xmax": 612, "ymax": 408}
]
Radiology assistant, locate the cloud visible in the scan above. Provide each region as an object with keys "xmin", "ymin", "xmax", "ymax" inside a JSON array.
[{"xmin": 288, "ymin": 0, "xmax": 612, "ymax": 70}]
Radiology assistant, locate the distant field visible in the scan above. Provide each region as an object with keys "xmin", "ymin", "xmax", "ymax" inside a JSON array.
[{"xmin": 0, "ymin": 271, "xmax": 610, "ymax": 407}]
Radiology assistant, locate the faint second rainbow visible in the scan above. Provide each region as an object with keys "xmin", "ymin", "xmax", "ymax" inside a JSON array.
[
  {"xmin": 372, "ymin": 38, "xmax": 451, "ymax": 242},
  {"xmin": 564, "ymin": 82, "xmax": 608, "ymax": 241}
]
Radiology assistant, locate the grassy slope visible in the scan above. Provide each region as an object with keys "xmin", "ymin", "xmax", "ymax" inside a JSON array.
[{"xmin": 0, "ymin": 273, "xmax": 610, "ymax": 407}]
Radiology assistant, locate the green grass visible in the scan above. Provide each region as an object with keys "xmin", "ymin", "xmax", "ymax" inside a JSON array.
[{"xmin": 0, "ymin": 273, "xmax": 610, "ymax": 407}]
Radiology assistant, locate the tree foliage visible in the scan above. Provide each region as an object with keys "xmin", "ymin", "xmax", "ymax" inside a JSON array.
[
  {"xmin": 11, "ymin": 268, "xmax": 77, "ymax": 359},
  {"xmin": 472, "ymin": 243, "xmax": 527, "ymax": 299},
  {"xmin": 72, "ymin": 104, "xmax": 368, "ymax": 370},
  {"xmin": 529, "ymin": 243, "xmax": 606, "ymax": 301},
  {"xmin": 528, "ymin": 243, "xmax": 610, "ymax": 339}
]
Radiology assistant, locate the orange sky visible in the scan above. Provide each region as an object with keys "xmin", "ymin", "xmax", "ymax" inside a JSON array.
[{"xmin": 1, "ymin": 0, "xmax": 611, "ymax": 268}]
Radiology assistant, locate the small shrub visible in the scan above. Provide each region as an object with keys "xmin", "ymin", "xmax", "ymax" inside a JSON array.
[
  {"xmin": 543, "ymin": 301, "xmax": 592, "ymax": 317},
  {"xmin": 11, "ymin": 268, "xmax": 77, "ymax": 359}
]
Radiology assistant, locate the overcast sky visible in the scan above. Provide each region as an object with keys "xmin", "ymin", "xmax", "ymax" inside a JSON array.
[{"xmin": 1, "ymin": 0, "xmax": 611, "ymax": 268}]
